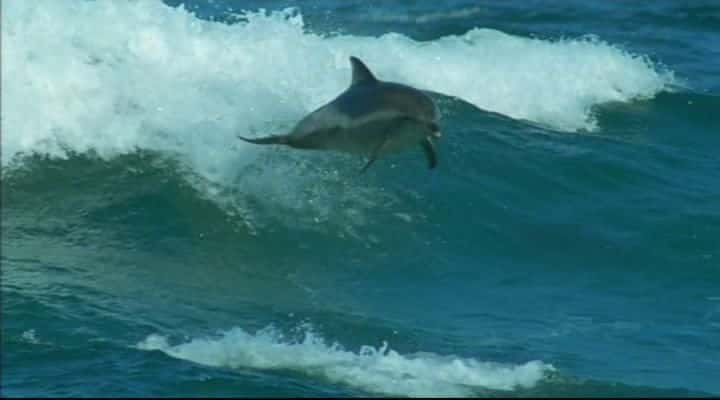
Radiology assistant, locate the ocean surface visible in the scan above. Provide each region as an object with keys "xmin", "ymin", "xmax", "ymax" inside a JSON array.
[{"xmin": 2, "ymin": 0, "xmax": 719, "ymax": 397}]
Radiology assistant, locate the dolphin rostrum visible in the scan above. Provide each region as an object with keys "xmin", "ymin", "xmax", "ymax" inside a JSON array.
[{"xmin": 238, "ymin": 56, "xmax": 442, "ymax": 172}]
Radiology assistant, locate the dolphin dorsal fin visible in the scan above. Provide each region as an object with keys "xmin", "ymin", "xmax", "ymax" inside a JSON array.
[{"xmin": 349, "ymin": 56, "xmax": 378, "ymax": 86}]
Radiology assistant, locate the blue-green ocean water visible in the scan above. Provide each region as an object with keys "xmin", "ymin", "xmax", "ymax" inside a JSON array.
[{"xmin": 2, "ymin": 0, "xmax": 719, "ymax": 397}]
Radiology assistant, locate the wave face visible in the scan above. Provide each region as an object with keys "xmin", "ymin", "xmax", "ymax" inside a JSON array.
[{"xmin": 2, "ymin": 0, "xmax": 719, "ymax": 398}]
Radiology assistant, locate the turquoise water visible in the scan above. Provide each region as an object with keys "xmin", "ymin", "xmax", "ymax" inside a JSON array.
[{"xmin": 2, "ymin": 0, "xmax": 719, "ymax": 397}]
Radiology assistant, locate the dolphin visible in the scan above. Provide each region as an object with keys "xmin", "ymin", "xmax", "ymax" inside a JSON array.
[{"xmin": 238, "ymin": 56, "xmax": 442, "ymax": 172}]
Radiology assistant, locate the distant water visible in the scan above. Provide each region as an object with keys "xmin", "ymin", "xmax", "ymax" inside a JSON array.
[{"xmin": 2, "ymin": 0, "xmax": 719, "ymax": 397}]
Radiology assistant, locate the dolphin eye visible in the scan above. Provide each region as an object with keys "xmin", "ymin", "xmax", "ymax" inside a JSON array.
[{"xmin": 428, "ymin": 122, "xmax": 439, "ymax": 132}]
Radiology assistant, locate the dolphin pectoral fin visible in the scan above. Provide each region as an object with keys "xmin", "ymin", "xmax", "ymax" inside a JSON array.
[
  {"xmin": 237, "ymin": 134, "xmax": 288, "ymax": 145},
  {"xmin": 360, "ymin": 157, "xmax": 378, "ymax": 174},
  {"xmin": 360, "ymin": 137, "xmax": 390, "ymax": 174},
  {"xmin": 421, "ymin": 137, "xmax": 438, "ymax": 169}
]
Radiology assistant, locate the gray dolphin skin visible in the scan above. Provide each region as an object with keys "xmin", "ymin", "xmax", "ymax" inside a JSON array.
[{"xmin": 238, "ymin": 56, "xmax": 442, "ymax": 172}]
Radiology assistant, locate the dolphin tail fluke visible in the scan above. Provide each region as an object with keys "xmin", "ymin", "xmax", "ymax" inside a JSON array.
[
  {"xmin": 237, "ymin": 134, "xmax": 288, "ymax": 146},
  {"xmin": 421, "ymin": 137, "xmax": 438, "ymax": 169}
]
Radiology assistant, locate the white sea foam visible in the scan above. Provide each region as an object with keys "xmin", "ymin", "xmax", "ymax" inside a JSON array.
[
  {"xmin": 137, "ymin": 325, "xmax": 553, "ymax": 396},
  {"xmin": 367, "ymin": 6, "xmax": 488, "ymax": 24},
  {"xmin": 20, "ymin": 329, "xmax": 40, "ymax": 344}
]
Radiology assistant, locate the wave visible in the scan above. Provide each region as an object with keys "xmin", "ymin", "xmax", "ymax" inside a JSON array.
[
  {"xmin": 136, "ymin": 324, "xmax": 554, "ymax": 397},
  {"xmin": 134, "ymin": 322, "xmax": 715, "ymax": 397},
  {"xmin": 1, "ymin": 0, "xmax": 681, "ymax": 236},
  {"xmin": 2, "ymin": 0, "xmax": 673, "ymax": 169}
]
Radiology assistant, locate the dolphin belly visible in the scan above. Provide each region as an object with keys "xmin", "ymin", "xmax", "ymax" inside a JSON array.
[
  {"xmin": 303, "ymin": 117, "xmax": 429, "ymax": 156},
  {"xmin": 379, "ymin": 118, "xmax": 432, "ymax": 154}
]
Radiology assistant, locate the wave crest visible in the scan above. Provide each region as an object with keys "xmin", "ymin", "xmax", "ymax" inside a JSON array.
[{"xmin": 137, "ymin": 324, "xmax": 554, "ymax": 396}]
